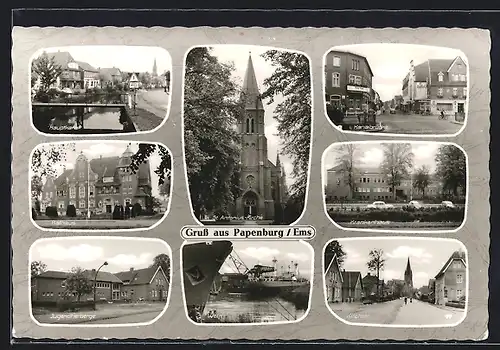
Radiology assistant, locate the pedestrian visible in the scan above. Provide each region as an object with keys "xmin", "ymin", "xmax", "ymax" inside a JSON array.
[
  {"xmin": 440, "ymin": 109, "xmax": 445, "ymax": 119},
  {"xmin": 404, "ymin": 297, "xmax": 407, "ymax": 305},
  {"xmin": 410, "ymin": 298, "xmax": 413, "ymax": 303}
]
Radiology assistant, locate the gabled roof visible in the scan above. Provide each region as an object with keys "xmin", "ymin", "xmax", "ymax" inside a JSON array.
[
  {"xmin": 99, "ymin": 67, "xmax": 122, "ymax": 76},
  {"xmin": 54, "ymin": 169, "xmax": 73, "ymax": 186},
  {"xmin": 90, "ymin": 156, "xmax": 120, "ymax": 179},
  {"xmin": 414, "ymin": 61, "xmax": 430, "ymax": 82},
  {"xmin": 447, "ymin": 56, "xmax": 466, "ymax": 72},
  {"xmin": 114, "ymin": 266, "xmax": 164, "ymax": 285},
  {"xmin": 35, "ymin": 270, "xmax": 122, "ymax": 283},
  {"xmin": 35, "ymin": 271, "xmax": 72, "ymax": 279},
  {"xmin": 434, "ymin": 255, "xmax": 466, "ymax": 279},
  {"xmin": 341, "ymin": 271, "xmax": 362, "ymax": 289},
  {"xmin": 325, "ymin": 254, "xmax": 344, "ymax": 282},
  {"xmin": 428, "ymin": 58, "xmax": 455, "ymax": 74},
  {"xmin": 75, "ymin": 61, "xmax": 98, "ymax": 72},
  {"xmin": 44, "ymin": 51, "xmax": 76, "ymax": 70}
]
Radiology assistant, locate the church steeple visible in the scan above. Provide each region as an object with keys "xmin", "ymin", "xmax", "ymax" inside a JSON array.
[
  {"xmin": 405, "ymin": 257, "xmax": 412, "ymax": 277},
  {"xmin": 242, "ymin": 52, "xmax": 264, "ymax": 110},
  {"xmin": 276, "ymin": 153, "xmax": 281, "ymax": 167},
  {"xmin": 152, "ymin": 57, "xmax": 158, "ymax": 77}
]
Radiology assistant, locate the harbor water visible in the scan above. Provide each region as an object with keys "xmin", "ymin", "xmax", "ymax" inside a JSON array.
[{"xmin": 202, "ymin": 293, "xmax": 306, "ymax": 323}]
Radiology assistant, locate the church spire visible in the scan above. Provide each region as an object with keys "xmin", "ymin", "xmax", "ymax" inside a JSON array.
[
  {"xmin": 405, "ymin": 257, "xmax": 412, "ymax": 276},
  {"xmin": 242, "ymin": 52, "xmax": 264, "ymax": 110},
  {"xmin": 152, "ymin": 57, "xmax": 158, "ymax": 77},
  {"xmin": 276, "ymin": 152, "xmax": 281, "ymax": 167}
]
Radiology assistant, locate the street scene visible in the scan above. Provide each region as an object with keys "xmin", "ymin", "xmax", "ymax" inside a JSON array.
[
  {"xmin": 31, "ymin": 46, "xmax": 171, "ymax": 134},
  {"xmin": 324, "ymin": 43, "xmax": 467, "ymax": 134},
  {"xmin": 324, "ymin": 238, "xmax": 467, "ymax": 326},
  {"xmin": 30, "ymin": 237, "xmax": 171, "ymax": 325},
  {"xmin": 323, "ymin": 142, "xmax": 466, "ymax": 230},
  {"xmin": 183, "ymin": 45, "xmax": 312, "ymax": 226},
  {"xmin": 30, "ymin": 141, "xmax": 172, "ymax": 230},
  {"xmin": 183, "ymin": 240, "xmax": 312, "ymax": 324}
]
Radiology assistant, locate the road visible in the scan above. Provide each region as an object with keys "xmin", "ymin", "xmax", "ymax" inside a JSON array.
[
  {"xmin": 136, "ymin": 89, "xmax": 170, "ymax": 119},
  {"xmin": 329, "ymin": 299, "xmax": 464, "ymax": 325},
  {"xmin": 377, "ymin": 113, "xmax": 463, "ymax": 134},
  {"xmin": 82, "ymin": 310, "xmax": 162, "ymax": 324},
  {"xmin": 35, "ymin": 219, "xmax": 159, "ymax": 230}
]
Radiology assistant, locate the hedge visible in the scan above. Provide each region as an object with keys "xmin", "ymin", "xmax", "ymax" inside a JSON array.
[
  {"xmin": 66, "ymin": 204, "xmax": 76, "ymax": 217},
  {"xmin": 56, "ymin": 300, "xmax": 95, "ymax": 312},
  {"xmin": 45, "ymin": 206, "xmax": 59, "ymax": 218},
  {"xmin": 329, "ymin": 207, "xmax": 465, "ymax": 222}
]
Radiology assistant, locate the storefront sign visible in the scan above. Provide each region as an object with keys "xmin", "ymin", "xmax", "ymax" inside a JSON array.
[{"xmin": 347, "ymin": 85, "xmax": 371, "ymax": 93}]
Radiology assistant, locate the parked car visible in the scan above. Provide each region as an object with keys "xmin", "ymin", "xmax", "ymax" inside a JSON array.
[
  {"xmin": 440, "ymin": 200, "xmax": 455, "ymax": 208},
  {"xmin": 408, "ymin": 200, "xmax": 423, "ymax": 209},
  {"xmin": 389, "ymin": 107, "xmax": 396, "ymax": 114},
  {"xmin": 367, "ymin": 201, "xmax": 394, "ymax": 210}
]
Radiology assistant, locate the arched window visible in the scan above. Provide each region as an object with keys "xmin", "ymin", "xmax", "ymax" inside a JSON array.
[
  {"xmin": 245, "ymin": 118, "xmax": 250, "ymax": 133},
  {"xmin": 250, "ymin": 118, "xmax": 255, "ymax": 133},
  {"xmin": 246, "ymin": 117, "xmax": 255, "ymax": 133}
]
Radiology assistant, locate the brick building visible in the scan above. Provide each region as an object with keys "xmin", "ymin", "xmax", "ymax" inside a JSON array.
[
  {"xmin": 341, "ymin": 270, "xmax": 363, "ymax": 302},
  {"xmin": 32, "ymin": 265, "xmax": 169, "ymax": 303},
  {"xmin": 324, "ymin": 254, "xmax": 343, "ymax": 303},
  {"xmin": 324, "ymin": 50, "xmax": 375, "ymax": 114},
  {"xmin": 39, "ymin": 146, "xmax": 153, "ymax": 216},
  {"xmin": 434, "ymin": 251, "xmax": 467, "ymax": 305}
]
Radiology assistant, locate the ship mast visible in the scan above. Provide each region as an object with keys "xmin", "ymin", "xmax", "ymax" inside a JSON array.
[{"xmin": 272, "ymin": 257, "xmax": 278, "ymax": 278}]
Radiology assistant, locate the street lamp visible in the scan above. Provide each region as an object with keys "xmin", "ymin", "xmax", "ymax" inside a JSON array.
[{"xmin": 93, "ymin": 261, "xmax": 108, "ymax": 310}]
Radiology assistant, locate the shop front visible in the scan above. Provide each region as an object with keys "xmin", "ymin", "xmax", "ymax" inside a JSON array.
[{"xmin": 346, "ymin": 85, "xmax": 372, "ymax": 116}]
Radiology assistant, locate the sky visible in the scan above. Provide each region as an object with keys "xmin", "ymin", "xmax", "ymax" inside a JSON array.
[
  {"xmin": 335, "ymin": 239, "xmax": 466, "ymax": 288},
  {"xmin": 33, "ymin": 142, "xmax": 165, "ymax": 198},
  {"xmin": 209, "ymin": 45, "xmax": 308, "ymax": 186},
  {"xmin": 34, "ymin": 46, "xmax": 172, "ymax": 75},
  {"xmin": 217, "ymin": 241, "xmax": 313, "ymax": 281},
  {"xmin": 329, "ymin": 44, "xmax": 467, "ymax": 102},
  {"xmin": 323, "ymin": 142, "xmax": 443, "ymax": 180},
  {"xmin": 31, "ymin": 238, "xmax": 169, "ymax": 274}
]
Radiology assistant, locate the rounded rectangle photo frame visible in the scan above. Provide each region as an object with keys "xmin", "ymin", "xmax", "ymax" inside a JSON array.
[
  {"xmin": 29, "ymin": 45, "xmax": 172, "ymax": 137},
  {"xmin": 321, "ymin": 140, "xmax": 469, "ymax": 234},
  {"xmin": 29, "ymin": 236, "xmax": 173, "ymax": 328},
  {"xmin": 322, "ymin": 43, "xmax": 468, "ymax": 137},
  {"xmin": 322, "ymin": 236, "xmax": 469, "ymax": 328},
  {"xmin": 180, "ymin": 44, "xmax": 314, "ymax": 228},
  {"xmin": 179, "ymin": 239, "xmax": 314, "ymax": 326},
  {"xmin": 29, "ymin": 140, "xmax": 173, "ymax": 233}
]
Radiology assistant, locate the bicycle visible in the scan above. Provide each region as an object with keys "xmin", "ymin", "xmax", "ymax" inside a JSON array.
[{"xmin": 438, "ymin": 113, "xmax": 448, "ymax": 120}]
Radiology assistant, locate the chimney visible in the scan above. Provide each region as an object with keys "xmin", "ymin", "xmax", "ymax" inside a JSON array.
[{"xmin": 130, "ymin": 267, "xmax": 134, "ymax": 271}]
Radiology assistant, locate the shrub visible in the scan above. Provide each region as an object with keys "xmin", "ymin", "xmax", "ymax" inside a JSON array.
[
  {"xmin": 133, "ymin": 203, "xmax": 142, "ymax": 217},
  {"xmin": 66, "ymin": 204, "xmax": 76, "ymax": 217},
  {"xmin": 329, "ymin": 207, "xmax": 465, "ymax": 223},
  {"xmin": 112, "ymin": 205, "xmax": 122, "ymax": 220},
  {"xmin": 45, "ymin": 206, "xmax": 58, "ymax": 218},
  {"xmin": 125, "ymin": 205, "xmax": 131, "ymax": 219}
]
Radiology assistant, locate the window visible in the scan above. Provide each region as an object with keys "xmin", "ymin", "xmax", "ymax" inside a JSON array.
[
  {"xmin": 460, "ymin": 74, "xmax": 466, "ymax": 81},
  {"xmin": 355, "ymin": 76, "xmax": 362, "ymax": 85},
  {"xmin": 58, "ymin": 201, "xmax": 65, "ymax": 209},
  {"xmin": 348, "ymin": 74, "xmax": 355, "ymax": 84},
  {"xmin": 331, "ymin": 73, "xmax": 340, "ymax": 87},
  {"xmin": 79, "ymin": 185, "xmax": 85, "ymax": 197},
  {"xmin": 332, "ymin": 56, "xmax": 341, "ymax": 67},
  {"xmin": 444, "ymin": 288, "xmax": 448, "ymax": 298},
  {"xmin": 61, "ymin": 281, "xmax": 66, "ymax": 288},
  {"xmin": 456, "ymin": 274, "xmax": 463, "ymax": 283},
  {"xmin": 79, "ymin": 200, "xmax": 85, "ymax": 208},
  {"xmin": 457, "ymin": 289, "xmax": 463, "ymax": 299},
  {"xmin": 452, "ymin": 74, "xmax": 458, "ymax": 82},
  {"xmin": 462, "ymin": 87, "xmax": 467, "ymax": 97},
  {"xmin": 351, "ymin": 59, "xmax": 360, "ymax": 71},
  {"xmin": 438, "ymin": 88, "xmax": 443, "ymax": 96},
  {"xmin": 79, "ymin": 171, "xmax": 84, "ymax": 179},
  {"xmin": 438, "ymin": 72, "xmax": 444, "ymax": 82},
  {"xmin": 89, "ymin": 201, "xmax": 95, "ymax": 208},
  {"xmin": 98, "ymin": 201, "xmax": 103, "ymax": 208},
  {"xmin": 69, "ymin": 186, "xmax": 76, "ymax": 198},
  {"xmin": 452, "ymin": 88, "xmax": 458, "ymax": 96}
]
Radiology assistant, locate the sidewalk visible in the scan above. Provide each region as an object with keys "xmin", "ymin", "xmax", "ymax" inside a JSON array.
[{"xmin": 34, "ymin": 303, "xmax": 166, "ymax": 324}]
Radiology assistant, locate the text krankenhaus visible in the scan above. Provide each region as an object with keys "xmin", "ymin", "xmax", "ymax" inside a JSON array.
[{"xmin": 181, "ymin": 226, "xmax": 315, "ymax": 240}]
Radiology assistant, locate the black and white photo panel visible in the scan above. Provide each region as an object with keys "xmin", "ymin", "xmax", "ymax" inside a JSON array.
[
  {"xmin": 323, "ymin": 44, "xmax": 468, "ymax": 136},
  {"xmin": 30, "ymin": 140, "xmax": 172, "ymax": 231},
  {"xmin": 182, "ymin": 45, "xmax": 312, "ymax": 226},
  {"xmin": 30, "ymin": 46, "xmax": 172, "ymax": 136},
  {"xmin": 30, "ymin": 237, "xmax": 172, "ymax": 327},
  {"xmin": 322, "ymin": 141, "xmax": 467, "ymax": 233},
  {"xmin": 323, "ymin": 237, "xmax": 467, "ymax": 327},
  {"xmin": 181, "ymin": 240, "xmax": 313, "ymax": 325}
]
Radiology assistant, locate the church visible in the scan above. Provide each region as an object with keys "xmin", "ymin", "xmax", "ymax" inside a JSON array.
[
  {"xmin": 403, "ymin": 257, "xmax": 414, "ymax": 297},
  {"xmin": 232, "ymin": 53, "xmax": 288, "ymax": 221}
]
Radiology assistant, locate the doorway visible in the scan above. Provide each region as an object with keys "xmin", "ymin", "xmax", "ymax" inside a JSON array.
[
  {"xmin": 457, "ymin": 103, "xmax": 464, "ymax": 113},
  {"xmin": 243, "ymin": 191, "xmax": 258, "ymax": 218}
]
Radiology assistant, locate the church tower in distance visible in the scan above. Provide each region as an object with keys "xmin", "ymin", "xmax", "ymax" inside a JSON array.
[
  {"xmin": 403, "ymin": 257, "xmax": 414, "ymax": 297},
  {"xmin": 234, "ymin": 52, "xmax": 286, "ymax": 222},
  {"xmin": 152, "ymin": 58, "xmax": 158, "ymax": 77}
]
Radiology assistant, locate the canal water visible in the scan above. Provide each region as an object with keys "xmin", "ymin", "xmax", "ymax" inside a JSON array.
[
  {"xmin": 34, "ymin": 107, "xmax": 125, "ymax": 132},
  {"xmin": 202, "ymin": 293, "xmax": 306, "ymax": 323}
]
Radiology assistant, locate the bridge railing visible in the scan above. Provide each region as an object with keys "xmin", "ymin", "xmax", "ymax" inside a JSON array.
[{"xmin": 32, "ymin": 90, "xmax": 130, "ymax": 105}]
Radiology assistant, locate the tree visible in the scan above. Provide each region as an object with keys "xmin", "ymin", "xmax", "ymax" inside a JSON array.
[
  {"xmin": 151, "ymin": 253, "xmax": 171, "ymax": 282},
  {"xmin": 183, "ymin": 47, "xmax": 244, "ymax": 218},
  {"xmin": 435, "ymin": 145, "xmax": 466, "ymax": 197},
  {"xmin": 335, "ymin": 144, "xmax": 358, "ymax": 199},
  {"xmin": 32, "ymin": 52, "xmax": 63, "ymax": 92},
  {"xmin": 324, "ymin": 240, "xmax": 347, "ymax": 270},
  {"xmin": 260, "ymin": 50, "xmax": 311, "ymax": 211},
  {"xmin": 31, "ymin": 175, "xmax": 43, "ymax": 200},
  {"xmin": 63, "ymin": 267, "xmax": 93, "ymax": 302},
  {"xmin": 413, "ymin": 165, "xmax": 431, "ymax": 198},
  {"xmin": 31, "ymin": 143, "xmax": 76, "ymax": 180},
  {"xmin": 31, "ymin": 260, "xmax": 47, "ymax": 279},
  {"xmin": 367, "ymin": 249, "xmax": 386, "ymax": 298},
  {"xmin": 139, "ymin": 72, "xmax": 152, "ymax": 87},
  {"xmin": 380, "ymin": 143, "xmax": 414, "ymax": 200},
  {"xmin": 128, "ymin": 143, "xmax": 172, "ymax": 189}
]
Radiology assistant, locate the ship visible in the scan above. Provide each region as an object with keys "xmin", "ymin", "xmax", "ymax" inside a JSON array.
[
  {"xmin": 221, "ymin": 257, "xmax": 309, "ymax": 298},
  {"xmin": 182, "ymin": 241, "xmax": 233, "ymax": 322}
]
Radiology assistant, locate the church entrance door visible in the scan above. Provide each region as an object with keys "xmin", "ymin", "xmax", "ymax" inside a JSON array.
[{"xmin": 243, "ymin": 192, "xmax": 258, "ymax": 218}]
